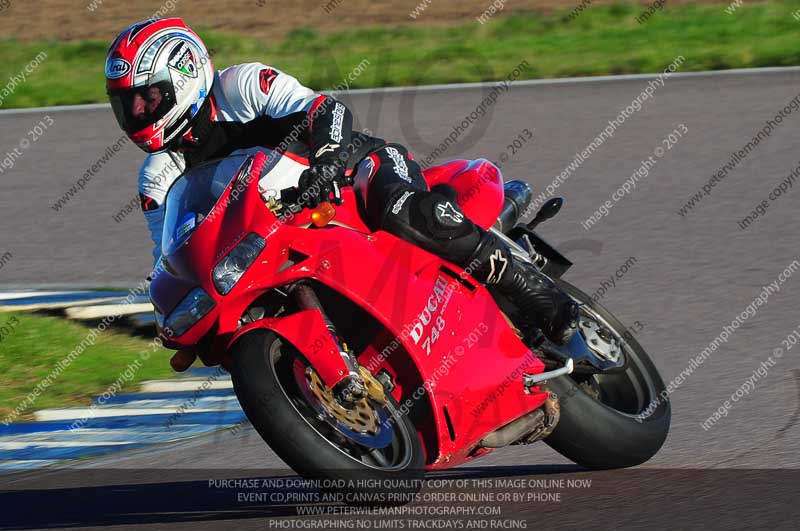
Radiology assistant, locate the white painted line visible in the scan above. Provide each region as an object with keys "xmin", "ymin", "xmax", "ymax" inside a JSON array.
[
  {"xmin": 100, "ymin": 396, "xmax": 239, "ymax": 409},
  {"xmin": 345, "ymin": 66, "xmax": 800, "ymax": 95},
  {"xmin": 0, "ymin": 440, "xmax": 135, "ymax": 449},
  {"xmin": 0, "ymin": 460, "xmax": 59, "ymax": 469},
  {"xmin": 0, "ymin": 427, "xmax": 213, "ymax": 443},
  {"xmin": 0, "ymin": 103, "xmax": 111, "ymax": 115},
  {"xmin": 34, "ymin": 405, "xmax": 235, "ymax": 421},
  {"xmin": 0, "ymin": 297, "xmax": 124, "ymax": 312},
  {"xmin": 66, "ymin": 302, "xmax": 153, "ymax": 320},
  {"xmin": 2, "ymin": 66, "xmax": 799, "ymax": 115},
  {"xmin": 139, "ymin": 379, "xmax": 233, "ymax": 393},
  {"xmin": 0, "ymin": 291, "xmax": 84, "ymax": 300}
]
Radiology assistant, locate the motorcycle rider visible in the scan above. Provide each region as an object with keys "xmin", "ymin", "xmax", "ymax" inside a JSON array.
[{"xmin": 105, "ymin": 19, "xmax": 579, "ymax": 370}]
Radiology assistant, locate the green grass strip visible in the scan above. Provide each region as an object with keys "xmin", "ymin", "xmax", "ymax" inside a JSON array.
[
  {"xmin": 0, "ymin": 312, "xmax": 174, "ymax": 421},
  {"xmin": 1, "ymin": 2, "xmax": 799, "ymax": 107}
]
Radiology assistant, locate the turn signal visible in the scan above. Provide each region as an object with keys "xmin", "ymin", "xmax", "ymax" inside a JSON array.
[{"xmin": 311, "ymin": 202, "xmax": 336, "ymax": 227}]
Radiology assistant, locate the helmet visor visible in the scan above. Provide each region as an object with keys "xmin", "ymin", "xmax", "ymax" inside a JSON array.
[{"xmin": 109, "ymin": 76, "xmax": 176, "ymax": 135}]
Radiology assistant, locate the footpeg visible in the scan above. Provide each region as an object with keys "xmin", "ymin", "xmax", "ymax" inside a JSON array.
[{"xmin": 523, "ymin": 358, "xmax": 573, "ymax": 387}]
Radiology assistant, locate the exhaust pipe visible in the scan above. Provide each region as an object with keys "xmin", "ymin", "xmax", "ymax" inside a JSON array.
[
  {"xmin": 495, "ymin": 180, "xmax": 532, "ymax": 234},
  {"xmin": 479, "ymin": 408, "xmax": 544, "ymax": 448}
]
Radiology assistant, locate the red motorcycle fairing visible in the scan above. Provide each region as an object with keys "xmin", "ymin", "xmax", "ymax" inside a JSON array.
[
  {"xmin": 152, "ymin": 149, "xmax": 548, "ymax": 469},
  {"xmin": 229, "ymin": 310, "xmax": 349, "ymax": 389}
]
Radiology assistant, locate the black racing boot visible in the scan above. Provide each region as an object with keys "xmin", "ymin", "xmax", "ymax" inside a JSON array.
[{"xmin": 469, "ymin": 231, "xmax": 579, "ymax": 345}]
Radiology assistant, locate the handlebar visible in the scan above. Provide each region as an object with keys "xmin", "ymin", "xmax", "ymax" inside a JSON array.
[{"xmin": 279, "ymin": 172, "xmax": 352, "ymax": 212}]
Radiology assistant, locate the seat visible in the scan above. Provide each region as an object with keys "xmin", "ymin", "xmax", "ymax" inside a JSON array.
[{"xmin": 422, "ymin": 159, "xmax": 505, "ymax": 230}]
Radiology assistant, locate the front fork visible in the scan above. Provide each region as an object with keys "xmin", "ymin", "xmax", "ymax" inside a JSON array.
[{"xmin": 289, "ymin": 282, "xmax": 368, "ymax": 406}]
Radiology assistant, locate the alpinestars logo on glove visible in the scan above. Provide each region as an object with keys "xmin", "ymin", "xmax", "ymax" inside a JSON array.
[{"xmin": 315, "ymin": 143, "xmax": 340, "ymax": 158}]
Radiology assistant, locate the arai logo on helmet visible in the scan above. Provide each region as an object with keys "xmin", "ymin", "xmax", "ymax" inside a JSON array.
[{"xmin": 106, "ymin": 58, "xmax": 131, "ymax": 79}]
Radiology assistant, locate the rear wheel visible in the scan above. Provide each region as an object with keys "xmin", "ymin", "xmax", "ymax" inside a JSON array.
[
  {"xmin": 544, "ymin": 279, "xmax": 670, "ymax": 469},
  {"xmin": 230, "ymin": 330, "xmax": 424, "ymax": 504}
]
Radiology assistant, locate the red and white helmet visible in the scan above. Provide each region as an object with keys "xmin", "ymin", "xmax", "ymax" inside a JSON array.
[{"xmin": 105, "ymin": 18, "xmax": 214, "ymax": 152}]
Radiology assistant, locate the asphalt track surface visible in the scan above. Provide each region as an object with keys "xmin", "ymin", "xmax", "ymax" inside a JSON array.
[{"xmin": 1, "ymin": 68, "xmax": 800, "ymax": 529}]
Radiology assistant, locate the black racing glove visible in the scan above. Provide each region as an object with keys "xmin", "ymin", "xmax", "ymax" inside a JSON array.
[{"xmin": 297, "ymin": 160, "xmax": 346, "ymax": 208}]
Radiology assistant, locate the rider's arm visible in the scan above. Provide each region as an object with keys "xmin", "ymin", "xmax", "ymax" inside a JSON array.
[
  {"xmin": 138, "ymin": 153, "xmax": 183, "ymax": 264},
  {"xmin": 219, "ymin": 62, "xmax": 354, "ymax": 167},
  {"xmin": 305, "ymin": 94, "xmax": 353, "ymax": 168}
]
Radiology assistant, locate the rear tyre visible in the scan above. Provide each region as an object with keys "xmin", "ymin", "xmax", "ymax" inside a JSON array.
[
  {"xmin": 230, "ymin": 330, "xmax": 424, "ymax": 505},
  {"xmin": 544, "ymin": 279, "xmax": 671, "ymax": 469}
]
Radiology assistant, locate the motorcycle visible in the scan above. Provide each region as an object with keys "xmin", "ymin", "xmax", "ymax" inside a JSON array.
[{"xmin": 150, "ymin": 148, "xmax": 670, "ymax": 500}]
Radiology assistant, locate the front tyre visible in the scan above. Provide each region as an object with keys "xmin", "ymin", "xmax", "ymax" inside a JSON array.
[
  {"xmin": 544, "ymin": 279, "xmax": 671, "ymax": 469},
  {"xmin": 230, "ymin": 330, "xmax": 424, "ymax": 504}
]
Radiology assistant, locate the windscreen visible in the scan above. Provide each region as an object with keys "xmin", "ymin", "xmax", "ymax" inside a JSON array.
[{"xmin": 161, "ymin": 155, "xmax": 251, "ymax": 256}]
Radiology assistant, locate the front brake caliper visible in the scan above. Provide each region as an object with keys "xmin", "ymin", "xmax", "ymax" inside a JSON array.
[
  {"xmin": 332, "ymin": 374, "xmax": 367, "ymax": 409},
  {"xmin": 358, "ymin": 365, "xmax": 388, "ymax": 406}
]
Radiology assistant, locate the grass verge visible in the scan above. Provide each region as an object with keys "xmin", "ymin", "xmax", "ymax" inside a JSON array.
[
  {"xmin": 4, "ymin": 2, "xmax": 800, "ymax": 108},
  {"xmin": 0, "ymin": 312, "xmax": 174, "ymax": 422},
  {"xmin": 0, "ymin": 2, "xmax": 799, "ymax": 109}
]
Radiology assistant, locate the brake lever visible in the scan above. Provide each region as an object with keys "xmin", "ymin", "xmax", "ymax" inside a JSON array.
[
  {"xmin": 332, "ymin": 180, "xmax": 344, "ymax": 206},
  {"xmin": 280, "ymin": 172, "xmax": 348, "ymax": 211}
]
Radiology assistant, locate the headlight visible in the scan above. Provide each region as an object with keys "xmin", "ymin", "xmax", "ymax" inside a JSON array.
[
  {"xmin": 165, "ymin": 288, "xmax": 216, "ymax": 337},
  {"xmin": 212, "ymin": 233, "xmax": 266, "ymax": 295}
]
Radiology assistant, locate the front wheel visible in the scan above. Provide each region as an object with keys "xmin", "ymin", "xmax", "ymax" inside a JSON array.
[
  {"xmin": 230, "ymin": 330, "xmax": 424, "ymax": 504},
  {"xmin": 544, "ymin": 279, "xmax": 671, "ymax": 469}
]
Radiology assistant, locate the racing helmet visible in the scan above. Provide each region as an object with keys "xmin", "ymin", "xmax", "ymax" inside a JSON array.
[{"xmin": 105, "ymin": 18, "xmax": 214, "ymax": 152}]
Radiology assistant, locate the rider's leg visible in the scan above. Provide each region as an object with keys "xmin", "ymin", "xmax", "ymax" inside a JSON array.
[{"xmin": 353, "ymin": 144, "xmax": 578, "ymax": 344}]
